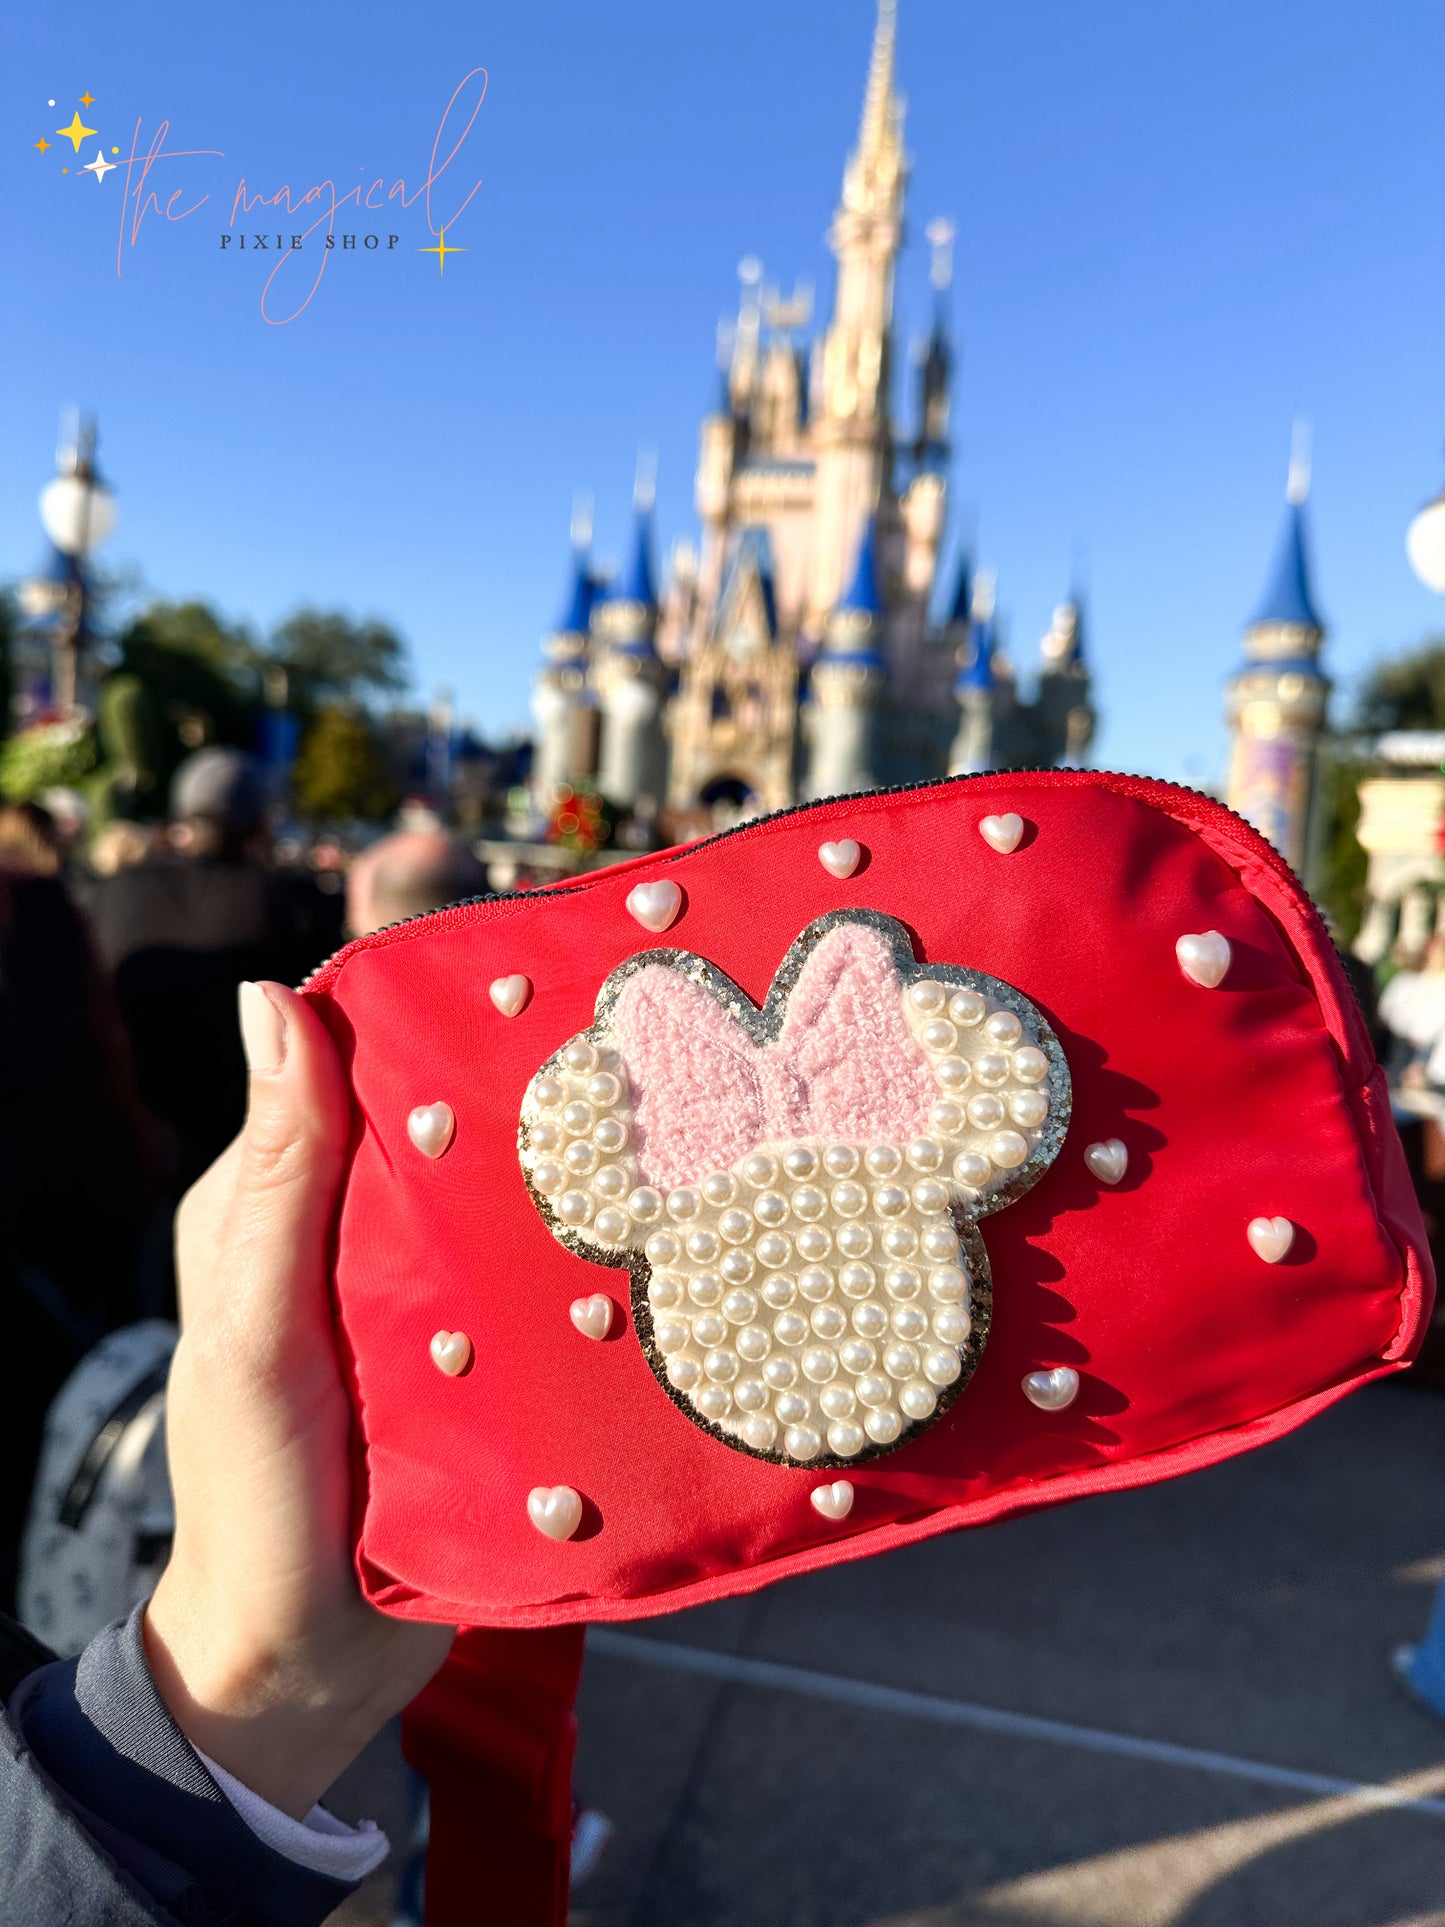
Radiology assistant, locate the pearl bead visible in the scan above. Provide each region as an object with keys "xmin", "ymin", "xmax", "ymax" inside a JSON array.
[
  {"xmin": 851, "ymin": 1302, "xmax": 888, "ymax": 1338},
  {"xmin": 564, "ymin": 1040, "xmax": 599, "ymax": 1074},
  {"xmin": 532, "ymin": 1076, "xmax": 564, "ymax": 1109},
  {"xmin": 836, "ymin": 1222, "xmax": 873, "ymax": 1259},
  {"xmin": 924, "ymin": 1347, "xmax": 962, "ymax": 1387},
  {"xmin": 737, "ymin": 1323, "xmax": 771, "ymax": 1362},
  {"xmin": 826, "ymin": 1419, "xmax": 866, "ymax": 1458},
  {"xmin": 667, "ymin": 1187, "xmax": 700, "ymax": 1222},
  {"xmin": 648, "ymin": 1273, "xmax": 683, "ymax": 1309},
  {"xmin": 823, "ymin": 1144, "xmax": 859, "ymax": 1178},
  {"xmin": 692, "ymin": 1312, "xmax": 727, "ymax": 1348},
  {"xmin": 755, "ymin": 1191, "xmax": 789, "ymax": 1227},
  {"xmin": 929, "ymin": 1099, "xmax": 965, "ymax": 1135},
  {"xmin": 593, "ymin": 1163, "xmax": 628, "ymax": 1199},
  {"xmin": 864, "ymin": 1406, "xmax": 903, "ymax": 1445},
  {"xmin": 801, "ymin": 1345, "xmax": 838, "ymax": 1383},
  {"xmin": 719, "ymin": 1209, "xmax": 754, "ymax": 1245},
  {"xmin": 891, "ymin": 1303, "xmax": 927, "ymax": 1340},
  {"xmin": 593, "ymin": 1207, "xmax": 628, "ymax": 1244},
  {"xmin": 775, "ymin": 1391, "xmax": 810, "ymax": 1426},
  {"xmin": 720, "ymin": 1249, "xmax": 755, "ymax": 1284},
  {"xmin": 761, "ymin": 1275, "xmax": 797, "ymax": 1309},
  {"xmin": 628, "ymin": 1186, "xmax": 664, "ymax": 1223},
  {"xmin": 756, "ymin": 1232, "xmax": 792, "ymax": 1270},
  {"xmin": 884, "ymin": 1264, "xmax": 921, "ymax": 1301},
  {"xmin": 686, "ymin": 1227, "xmax": 721, "ymax": 1263},
  {"xmin": 864, "ymin": 1144, "xmax": 902, "ymax": 1178},
  {"xmin": 742, "ymin": 1153, "xmax": 778, "ymax": 1187},
  {"xmin": 587, "ymin": 1071, "xmax": 622, "ymax": 1107},
  {"xmin": 882, "ymin": 1224, "xmax": 918, "ymax": 1258},
  {"xmin": 975, "ymin": 1054, "xmax": 1009, "ymax": 1089},
  {"xmin": 920, "ymin": 1019, "xmax": 957, "ymax": 1054},
  {"xmin": 530, "ymin": 1120, "xmax": 561, "ymax": 1152},
  {"xmin": 695, "ymin": 1384, "xmax": 732, "ymax": 1420},
  {"xmin": 908, "ymin": 980, "xmax": 947, "ymax": 1014},
  {"xmin": 810, "ymin": 1302, "xmax": 847, "ymax": 1340},
  {"xmin": 557, "ymin": 1190, "xmax": 592, "ymax": 1225},
  {"xmin": 839, "ymin": 1338, "xmax": 876, "ymax": 1375},
  {"xmin": 928, "ymin": 1266, "xmax": 966, "ymax": 1304},
  {"xmin": 795, "ymin": 1225, "xmax": 832, "ymax": 1261},
  {"xmin": 912, "ymin": 1179, "xmax": 949, "ymax": 1214},
  {"xmin": 784, "ymin": 1147, "xmax": 818, "ymax": 1180},
  {"xmin": 593, "ymin": 1116, "xmax": 629, "ymax": 1153},
  {"xmin": 667, "ymin": 1354, "xmax": 703, "ymax": 1391},
  {"xmin": 702, "ymin": 1171, "xmax": 737, "ymax": 1207},
  {"xmin": 990, "ymin": 1131, "xmax": 1029, "ymax": 1170},
  {"xmin": 654, "ymin": 1317, "xmax": 689, "ymax": 1353},
  {"xmin": 966, "ymin": 1094, "xmax": 1005, "ymax": 1129},
  {"xmin": 921, "ymin": 1224, "xmax": 959, "ymax": 1262},
  {"xmin": 532, "ymin": 1159, "xmax": 565, "ymax": 1194},
  {"xmin": 791, "ymin": 1185, "xmax": 826, "ymax": 1221},
  {"xmin": 430, "ymin": 1330, "xmax": 471, "ymax": 1376},
  {"xmin": 933, "ymin": 1305, "xmax": 971, "ymax": 1345},
  {"xmin": 1013, "ymin": 1047, "xmax": 1048, "ymax": 1084},
  {"xmin": 723, "ymin": 1286, "xmax": 758, "ymax": 1323},
  {"xmin": 705, "ymin": 1347, "xmax": 740, "ymax": 1383},
  {"xmin": 784, "ymin": 1425, "xmax": 823, "ymax": 1462},
  {"xmin": 734, "ymin": 1376, "xmax": 769, "ymax": 1411},
  {"xmin": 952, "ymin": 1152, "xmax": 990, "ymax": 1188},
  {"xmin": 743, "ymin": 1413, "xmax": 779, "ymax": 1450},
  {"xmin": 884, "ymin": 1342, "xmax": 920, "ymax": 1381},
  {"xmin": 935, "ymin": 1057, "xmax": 971, "ymax": 1090},
  {"xmin": 949, "ymin": 988, "xmax": 986, "ymax": 1027},
  {"xmin": 763, "ymin": 1354, "xmax": 798, "ymax": 1389},
  {"xmin": 838, "ymin": 1261, "xmax": 876, "ymax": 1299},
  {"xmin": 797, "ymin": 1266, "xmax": 833, "ymax": 1302},
  {"xmin": 688, "ymin": 1271, "xmax": 723, "ymax": 1307},
  {"xmin": 906, "ymin": 1137, "xmax": 943, "ymax": 1172},
  {"xmin": 773, "ymin": 1310, "xmax": 808, "ymax": 1346},
  {"xmin": 873, "ymin": 1183, "xmax": 910, "ymax": 1218},
  {"xmin": 1009, "ymin": 1090, "xmax": 1049, "ymax": 1129},
  {"xmin": 984, "ymin": 1011, "xmax": 1023, "ymax": 1048},
  {"xmin": 820, "ymin": 1381, "xmax": 856, "ymax": 1419},
  {"xmin": 899, "ymin": 1379, "xmax": 937, "ymax": 1420},
  {"xmin": 831, "ymin": 1181, "xmax": 868, "ymax": 1217},
  {"xmin": 644, "ymin": 1229, "xmax": 681, "ymax": 1265},
  {"xmin": 856, "ymin": 1374, "xmax": 892, "ymax": 1407},
  {"xmin": 527, "ymin": 1486, "xmax": 583, "ymax": 1541},
  {"xmin": 561, "ymin": 1100, "xmax": 593, "ymax": 1133},
  {"xmin": 564, "ymin": 1141, "xmax": 599, "ymax": 1176}
]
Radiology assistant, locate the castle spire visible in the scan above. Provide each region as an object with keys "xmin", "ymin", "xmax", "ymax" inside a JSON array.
[{"xmin": 857, "ymin": 0, "xmax": 899, "ymax": 171}]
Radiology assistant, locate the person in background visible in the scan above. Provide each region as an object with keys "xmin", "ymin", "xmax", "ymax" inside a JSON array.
[
  {"xmin": 0, "ymin": 799, "xmax": 64, "ymax": 876},
  {"xmin": 83, "ymin": 748, "xmax": 344, "ymax": 1198},
  {"xmin": 345, "ymin": 828, "xmax": 488, "ymax": 938},
  {"xmin": 1379, "ymin": 936, "xmax": 1445, "ymax": 1091}
]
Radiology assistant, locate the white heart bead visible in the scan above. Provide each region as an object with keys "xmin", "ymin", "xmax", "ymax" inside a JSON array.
[
  {"xmin": 979, "ymin": 813, "xmax": 1024, "ymax": 855},
  {"xmin": 429, "ymin": 1329, "xmax": 471, "ymax": 1376},
  {"xmin": 810, "ymin": 1480, "xmax": 855, "ymax": 1521},
  {"xmin": 1176, "ymin": 930, "xmax": 1231, "ymax": 989},
  {"xmin": 818, "ymin": 839, "xmax": 861, "ymax": 880},
  {"xmin": 408, "ymin": 1102, "xmax": 455, "ymax": 1159},
  {"xmin": 1085, "ymin": 1139, "xmax": 1128, "ymax": 1185},
  {"xmin": 1022, "ymin": 1366, "xmax": 1079, "ymax": 1411},
  {"xmin": 1247, "ymin": 1216, "xmax": 1294, "ymax": 1263},
  {"xmin": 626, "ymin": 880, "xmax": 682, "ymax": 933},
  {"xmin": 569, "ymin": 1294, "xmax": 615, "ymax": 1341},
  {"xmin": 527, "ymin": 1485, "xmax": 583, "ymax": 1542},
  {"xmin": 489, "ymin": 974, "xmax": 532, "ymax": 1018}
]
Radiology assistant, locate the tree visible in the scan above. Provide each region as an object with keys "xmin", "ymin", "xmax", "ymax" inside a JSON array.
[
  {"xmin": 1355, "ymin": 639, "xmax": 1445, "ymax": 734},
  {"xmin": 291, "ymin": 704, "xmax": 396, "ymax": 822},
  {"xmin": 109, "ymin": 600, "xmax": 261, "ymax": 814},
  {"xmin": 264, "ymin": 609, "xmax": 408, "ymax": 713}
]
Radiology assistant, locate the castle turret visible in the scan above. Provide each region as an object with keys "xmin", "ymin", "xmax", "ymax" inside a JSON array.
[
  {"xmin": 806, "ymin": 515, "xmax": 887, "ymax": 797},
  {"xmin": 530, "ymin": 522, "xmax": 598, "ymax": 799},
  {"xmin": 593, "ymin": 490, "xmax": 669, "ymax": 808},
  {"xmin": 1224, "ymin": 432, "xmax": 1330, "ymax": 875},
  {"xmin": 1034, "ymin": 596, "xmax": 1095, "ymax": 766},
  {"xmin": 948, "ymin": 567, "xmax": 1000, "ymax": 775}
]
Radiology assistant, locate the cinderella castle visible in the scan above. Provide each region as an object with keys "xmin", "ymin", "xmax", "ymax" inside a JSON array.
[{"xmin": 529, "ymin": 0, "xmax": 1096, "ymax": 832}]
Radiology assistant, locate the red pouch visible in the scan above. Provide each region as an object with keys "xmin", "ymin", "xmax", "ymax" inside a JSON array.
[{"xmin": 305, "ymin": 769, "xmax": 1430, "ymax": 1924}]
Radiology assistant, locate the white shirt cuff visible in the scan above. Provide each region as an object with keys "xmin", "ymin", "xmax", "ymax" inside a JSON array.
[{"xmin": 196, "ymin": 1747, "xmax": 391, "ymax": 1882}]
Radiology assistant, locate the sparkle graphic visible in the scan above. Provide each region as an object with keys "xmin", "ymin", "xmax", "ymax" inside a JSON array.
[
  {"xmin": 80, "ymin": 91, "xmax": 95, "ymax": 107},
  {"xmin": 81, "ymin": 146, "xmax": 116, "ymax": 184},
  {"xmin": 34, "ymin": 136, "xmax": 50, "ymax": 153},
  {"xmin": 418, "ymin": 227, "xmax": 466, "ymax": 275},
  {"xmin": 110, "ymin": 146, "xmax": 119, "ymax": 154},
  {"xmin": 56, "ymin": 110, "xmax": 97, "ymax": 152}
]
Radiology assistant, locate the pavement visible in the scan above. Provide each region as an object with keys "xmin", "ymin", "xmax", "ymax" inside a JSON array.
[{"xmin": 568, "ymin": 1378, "xmax": 1445, "ymax": 1927}]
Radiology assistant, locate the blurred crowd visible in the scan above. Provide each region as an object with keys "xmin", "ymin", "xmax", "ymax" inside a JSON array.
[{"xmin": 0, "ymin": 748, "xmax": 491, "ymax": 1616}]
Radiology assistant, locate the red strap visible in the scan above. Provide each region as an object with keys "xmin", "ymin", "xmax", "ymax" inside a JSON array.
[{"xmin": 402, "ymin": 1624, "xmax": 586, "ymax": 1927}]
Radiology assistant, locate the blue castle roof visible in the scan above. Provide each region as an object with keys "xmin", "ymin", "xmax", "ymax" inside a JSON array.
[
  {"xmin": 836, "ymin": 516, "xmax": 884, "ymax": 619},
  {"xmin": 608, "ymin": 504, "xmax": 658, "ymax": 610},
  {"xmin": 945, "ymin": 551, "xmax": 972, "ymax": 627},
  {"xmin": 955, "ymin": 616, "xmax": 995, "ymax": 694},
  {"xmin": 1249, "ymin": 498, "xmax": 1324, "ymax": 633},
  {"xmin": 552, "ymin": 545, "xmax": 596, "ymax": 637}
]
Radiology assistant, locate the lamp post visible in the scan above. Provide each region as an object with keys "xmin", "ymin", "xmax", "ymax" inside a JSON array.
[
  {"xmin": 20, "ymin": 413, "xmax": 118, "ymax": 712},
  {"xmin": 1407, "ymin": 460, "xmax": 1445, "ymax": 595}
]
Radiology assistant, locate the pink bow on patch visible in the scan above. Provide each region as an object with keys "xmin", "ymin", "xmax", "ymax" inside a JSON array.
[{"xmin": 612, "ymin": 924, "xmax": 939, "ymax": 1194}]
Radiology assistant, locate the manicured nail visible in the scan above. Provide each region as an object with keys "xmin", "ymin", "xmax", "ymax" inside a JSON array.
[{"xmin": 238, "ymin": 981, "xmax": 287, "ymax": 1074}]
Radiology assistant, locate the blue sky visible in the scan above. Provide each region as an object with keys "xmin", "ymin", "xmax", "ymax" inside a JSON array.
[{"xmin": 3, "ymin": 0, "xmax": 1443, "ymax": 786}]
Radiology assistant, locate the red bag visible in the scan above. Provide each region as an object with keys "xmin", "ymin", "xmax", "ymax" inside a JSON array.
[{"xmin": 303, "ymin": 770, "xmax": 1431, "ymax": 1921}]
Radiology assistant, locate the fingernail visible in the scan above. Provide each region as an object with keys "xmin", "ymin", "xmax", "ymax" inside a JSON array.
[{"xmin": 239, "ymin": 981, "xmax": 287, "ymax": 1074}]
